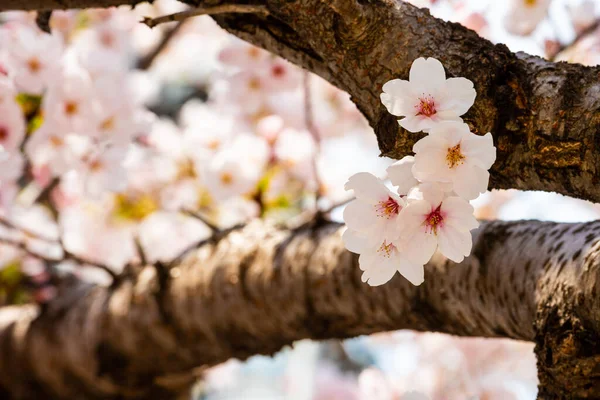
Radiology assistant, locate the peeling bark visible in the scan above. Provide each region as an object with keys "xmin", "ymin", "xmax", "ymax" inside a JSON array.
[{"xmin": 0, "ymin": 219, "xmax": 599, "ymax": 399}]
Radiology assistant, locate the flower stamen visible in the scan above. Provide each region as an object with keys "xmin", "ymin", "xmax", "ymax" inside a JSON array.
[
  {"xmin": 375, "ymin": 196, "xmax": 400, "ymax": 218},
  {"xmin": 446, "ymin": 143, "xmax": 465, "ymax": 168},
  {"xmin": 415, "ymin": 95, "xmax": 437, "ymax": 117},
  {"xmin": 377, "ymin": 241, "xmax": 396, "ymax": 258},
  {"xmin": 424, "ymin": 205, "xmax": 444, "ymax": 235}
]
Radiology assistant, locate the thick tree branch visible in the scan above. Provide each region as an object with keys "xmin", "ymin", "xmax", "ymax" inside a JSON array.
[{"xmin": 0, "ymin": 218, "xmax": 599, "ymax": 399}]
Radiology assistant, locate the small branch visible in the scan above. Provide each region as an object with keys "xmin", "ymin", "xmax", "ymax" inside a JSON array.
[
  {"xmin": 182, "ymin": 209, "xmax": 219, "ymax": 234},
  {"xmin": 35, "ymin": 11, "xmax": 52, "ymax": 34},
  {"xmin": 142, "ymin": 4, "xmax": 269, "ymax": 29},
  {"xmin": 550, "ymin": 18, "xmax": 600, "ymax": 61},
  {"xmin": 303, "ymin": 72, "xmax": 326, "ymax": 211},
  {"xmin": 136, "ymin": 20, "xmax": 185, "ymax": 70},
  {"xmin": 134, "ymin": 236, "xmax": 147, "ymax": 266}
]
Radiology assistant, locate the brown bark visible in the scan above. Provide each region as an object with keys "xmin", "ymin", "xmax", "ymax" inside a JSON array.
[
  {"xmin": 0, "ymin": 0, "xmax": 599, "ymax": 398},
  {"xmin": 0, "ymin": 219, "xmax": 599, "ymax": 399}
]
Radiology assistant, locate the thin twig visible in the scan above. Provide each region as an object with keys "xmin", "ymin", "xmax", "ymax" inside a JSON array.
[
  {"xmin": 320, "ymin": 196, "xmax": 354, "ymax": 215},
  {"xmin": 142, "ymin": 4, "xmax": 269, "ymax": 29},
  {"xmin": 0, "ymin": 215, "xmax": 58, "ymax": 243},
  {"xmin": 134, "ymin": 235, "xmax": 147, "ymax": 266},
  {"xmin": 550, "ymin": 18, "xmax": 600, "ymax": 61},
  {"xmin": 183, "ymin": 209, "xmax": 220, "ymax": 233},
  {"xmin": 137, "ymin": 20, "xmax": 186, "ymax": 70},
  {"xmin": 303, "ymin": 72, "xmax": 326, "ymax": 208}
]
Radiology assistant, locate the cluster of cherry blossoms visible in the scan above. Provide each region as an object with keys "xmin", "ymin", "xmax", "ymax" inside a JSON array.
[{"xmin": 343, "ymin": 57, "xmax": 496, "ymax": 286}]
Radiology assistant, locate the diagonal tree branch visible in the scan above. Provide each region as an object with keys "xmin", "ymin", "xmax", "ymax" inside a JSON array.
[{"xmin": 0, "ymin": 218, "xmax": 598, "ymax": 399}]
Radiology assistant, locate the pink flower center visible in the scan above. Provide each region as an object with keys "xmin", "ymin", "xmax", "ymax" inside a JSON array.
[
  {"xmin": 424, "ymin": 205, "xmax": 444, "ymax": 235},
  {"xmin": 375, "ymin": 196, "xmax": 400, "ymax": 218},
  {"xmin": 0, "ymin": 126, "xmax": 8, "ymax": 143},
  {"xmin": 415, "ymin": 95, "xmax": 437, "ymax": 117},
  {"xmin": 377, "ymin": 240, "xmax": 396, "ymax": 258},
  {"xmin": 272, "ymin": 65, "xmax": 285, "ymax": 78}
]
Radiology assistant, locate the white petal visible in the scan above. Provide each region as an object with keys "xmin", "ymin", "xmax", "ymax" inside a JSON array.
[
  {"xmin": 442, "ymin": 197, "xmax": 479, "ymax": 231},
  {"xmin": 380, "ymin": 79, "xmax": 413, "ymax": 116},
  {"xmin": 362, "ymin": 259, "xmax": 397, "ymax": 286},
  {"xmin": 399, "ymin": 115, "xmax": 436, "ymax": 133},
  {"xmin": 387, "ymin": 156, "xmax": 419, "ymax": 195},
  {"xmin": 452, "ymin": 165, "xmax": 489, "ymax": 200},
  {"xmin": 418, "ymin": 182, "xmax": 447, "ymax": 206},
  {"xmin": 462, "ymin": 132, "xmax": 496, "ymax": 170},
  {"xmin": 344, "ymin": 172, "xmax": 389, "ymax": 203},
  {"xmin": 397, "ymin": 200, "xmax": 430, "ymax": 238},
  {"xmin": 412, "ymin": 131, "xmax": 449, "ymax": 154},
  {"xmin": 413, "ymin": 148, "xmax": 451, "ymax": 182},
  {"xmin": 409, "ymin": 57, "xmax": 446, "ymax": 91},
  {"xmin": 343, "ymin": 200, "xmax": 377, "ymax": 232},
  {"xmin": 427, "ymin": 121, "xmax": 470, "ymax": 144},
  {"xmin": 403, "ymin": 230, "xmax": 437, "ymax": 265},
  {"xmin": 438, "ymin": 224, "xmax": 473, "ymax": 263},
  {"xmin": 440, "ymin": 77, "xmax": 476, "ymax": 116},
  {"xmin": 342, "ymin": 228, "xmax": 367, "ymax": 254},
  {"xmin": 397, "ymin": 258, "xmax": 424, "ymax": 286}
]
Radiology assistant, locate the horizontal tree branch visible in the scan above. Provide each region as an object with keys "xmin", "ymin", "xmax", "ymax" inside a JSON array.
[{"xmin": 0, "ymin": 218, "xmax": 598, "ymax": 399}]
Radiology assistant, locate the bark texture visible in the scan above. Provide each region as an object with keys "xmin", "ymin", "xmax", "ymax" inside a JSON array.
[
  {"xmin": 1, "ymin": 219, "xmax": 600, "ymax": 399},
  {"xmin": 0, "ymin": 0, "xmax": 599, "ymax": 398}
]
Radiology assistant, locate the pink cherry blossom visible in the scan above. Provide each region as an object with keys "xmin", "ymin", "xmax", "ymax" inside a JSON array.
[
  {"xmin": 380, "ymin": 57, "xmax": 476, "ymax": 133},
  {"xmin": 412, "ymin": 121, "xmax": 496, "ymax": 200},
  {"xmin": 398, "ymin": 184, "xmax": 479, "ymax": 265}
]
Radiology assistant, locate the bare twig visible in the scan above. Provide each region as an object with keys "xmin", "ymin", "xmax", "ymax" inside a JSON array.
[
  {"xmin": 550, "ymin": 18, "xmax": 600, "ymax": 61},
  {"xmin": 182, "ymin": 209, "xmax": 219, "ymax": 234},
  {"xmin": 136, "ymin": 20, "xmax": 185, "ymax": 70},
  {"xmin": 142, "ymin": 4, "xmax": 269, "ymax": 29},
  {"xmin": 303, "ymin": 72, "xmax": 326, "ymax": 209},
  {"xmin": 133, "ymin": 235, "xmax": 147, "ymax": 266}
]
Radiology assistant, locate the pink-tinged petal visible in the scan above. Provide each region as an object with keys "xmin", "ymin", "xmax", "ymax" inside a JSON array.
[
  {"xmin": 380, "ymin": 79, "xmax": 413, "ymax": 116},
  {"xmin": 403, "ymin": 230, "xmax": 437, "ymax": 265},
  {"xmin": 442, "ymin": 197, "xmax": 479, "ymax": 231},
  {"xmin": 397, "ymin": 200, "xmax": 431, "ymax": 238},
  {"xmin": 417, "ymin": 182, "xmax": 447, "ymax": 206},
  {"xmin": 413, "ymin": 148, "xmax": 451, "ymax": 182},
  {"xmin": 343, "ymin": 200, "xmax": 377, "ymax": 232},
  {"xmin": 412, "ymin": 131, "xmax": 449, "ymax": 154},
  {"xmin": 440, "ymin": 77, "xmax": 476, "ymax": 116},
  {"xmin": 397, "ymin": 258, "xmax": 424, "ymax": 286},
  {"xmin": 344, "ymin": 172, "xmax": 389, "ymax": 203},
  {"xmin": 409, "ymin": 57, "xmax": 446, "ymax": 91},
  {"xmin": 342, "ymin": 228, "xmax": 367, "ymax": 254},
  {"xmin": 387, "ymin": 156, "xmax": 419, "ymax": 195},
  {"xmin": 362, "ymin": 257, "xmax": 398, "ymax": 286},
  {"xmin": 452, "ymin": 165, "xmax": 489, "ymax": 200},
  {"xmin": 427, "ymin": 121, "xmax": 470, "ymax": 144},
  {"xmin": 399, "ymin": 115, "xmax": 437, "ymax": 133},
  {"xmin": 438, "ymin": 224, "xmax": 473, "ymax": 263},
  {"xmin": 461, "ymin": 132, "xmax": 496, "ymax": 169}
]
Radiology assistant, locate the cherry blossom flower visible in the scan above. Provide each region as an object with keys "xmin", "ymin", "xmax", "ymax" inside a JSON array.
[
  {"xmin": 25, "ymin": 124, "xmax": 83, "ymax": 176},
  {"xmin": 75, "ymin": 146, "xmax": 130, "ymax": 198},
  {"xmin": 398, "ymin": 184, "xmax": 479, "ymax": 265},
  {"xmin": 503, "ymin": 0, "xmax": 551, "ymax": 36},
  {"xmin": 274, "ymin": 128, "xmax": 317, "ymax": 184},
  {"xmin": 2, "ymin": 25, "xmax": 63, "ymax": 95},
  {"xmin": 343, "ymin": 172, "xmax": 405, "ymax": 247},
  {"xmin": 0, "ymin": 97, "xmax": 26, "ymax": 152},
  {"xmin": 387, "ymin": 156, "xmax": 419, "ymax": 196},
  {"xmin": 380, "ymin": 57, "xmax": 476, "ymax": 133},
  {"xmin": 43, "ymin": 56, "xmax": 99, "ymax": 135},
  {"xmin": 412, "ymin": 121, "xmax": 496, "ymax": 200}
]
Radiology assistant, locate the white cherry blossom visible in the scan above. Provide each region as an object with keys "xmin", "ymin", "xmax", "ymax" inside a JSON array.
[
  {"xmin": 398, "ymin": 184, "xmax": 479, "ymax": 265},
  {"xmin": 504, "ymin": 0, "xmax": 551, "ymax": 36},
  {"xmin": 343, "ymin": 228, "xmax": 424, "ymax": 286},
  {"xmin": 0, "ymin": 151, "xmax": 24, "ymax": 183},
  {"xmin": 343, "ymin": 172, "xmax": 405, "ymax": 247},
  {"xmin": 380, "ymin": 57, "xmax": 476, "ymax": 132},
  {"xmin": 387, "ymin": 156, "xmax": 419, "ymax": 196},
  {"xmin": 0, "ymin": 96, "xmax": 26, "ymax": 152},
  {"xmin": 2, "ymin": 26, "xmax": 63, "ymax": 95},
  {"xmin": 412, "ymin": 121, "xmax": 496, "ymax": 200}
]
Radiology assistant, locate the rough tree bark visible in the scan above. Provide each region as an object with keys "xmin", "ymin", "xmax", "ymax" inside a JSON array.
[{"xmin": 0, "ymin": 0, "xmax": 599, "ymax": 398}]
